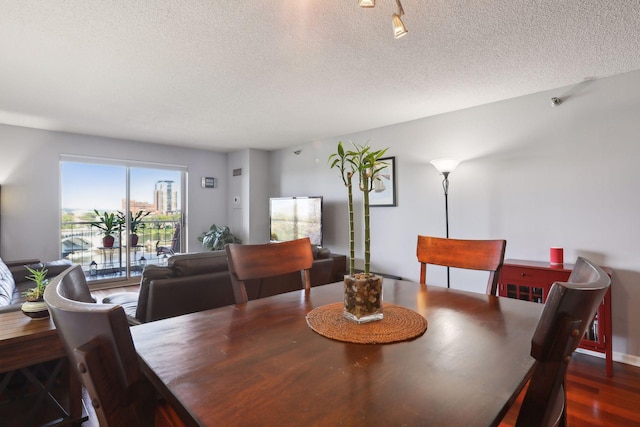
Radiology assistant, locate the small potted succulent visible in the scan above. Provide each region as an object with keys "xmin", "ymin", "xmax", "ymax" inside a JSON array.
[
  {"xmin": 329, "ymin": 140, "xmax": 388, "ymax": 323},
  {"xmin": 92, "ymin": 209, "xmax": 124, "ymax": 248},
  {"xmin": 21, "ymin": 266, "xmax": 50, "ymax": 320}
]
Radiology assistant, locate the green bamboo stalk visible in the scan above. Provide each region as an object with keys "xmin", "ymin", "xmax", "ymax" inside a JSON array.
[
  {"xmin": 362, "ymin": 172, "xmax": 371, "ymax": 274},
  {"xmin": 354, "ymin": 143, "xmax": 389, "ymax": 275},
  {"xmin": 329, "ymin": 141, "xmax": 356, "ymax": 276},
  {"xmin": 347, "ymin": 172, "xmax": 355, "ymax": 275}
]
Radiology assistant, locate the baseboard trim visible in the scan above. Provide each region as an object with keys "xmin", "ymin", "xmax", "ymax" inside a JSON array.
[{"xmin": 575, "ymin": 348, "xmax": 640, "ymax": 368}]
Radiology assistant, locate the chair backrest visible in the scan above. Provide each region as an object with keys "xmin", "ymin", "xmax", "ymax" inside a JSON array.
[
  {"xmin": 156, "ymin": 223, "xmax": 181, "ymax": 256},
  {"xmin": 225, "ymin": 237, "xmax": 314, "ymax": 304},
  {"xmin": 54, "ymin": 263, "xmax": 96, "ymax": 303},
  {"xmin": 516, "ymin": 257, "xmax": 611, "ymax": 427},
  {"xmin": 416, "ymin": 235, "xmax": 507, "ymax": 295},
  {"xmin": 44, "ymin": 265, "xmax": 157, "ymax": 426}
]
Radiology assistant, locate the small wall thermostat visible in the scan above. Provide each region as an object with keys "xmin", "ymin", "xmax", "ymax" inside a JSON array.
[{"xmin": 202, "ymin": 177, "xmax": 216, "ymax": 188}]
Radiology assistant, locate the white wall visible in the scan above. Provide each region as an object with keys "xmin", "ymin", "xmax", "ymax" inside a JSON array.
[
  {"xmin": 227, "ymin": 149, "xmax": 248, "ymax": 242},
  {"xmin": 227, "ymin": 148, "xmax": 271, "ymax": 244},
  {"xmin": 0, "ymin": 124, "xmax": 229, "ymax": 260},
  {"xmin": 269, "ymin": 70, "xmax": 640, "ymax": 364},
  {"xmin": 247, "ymin": 149, "xmax": 270, "ymax": 244}
]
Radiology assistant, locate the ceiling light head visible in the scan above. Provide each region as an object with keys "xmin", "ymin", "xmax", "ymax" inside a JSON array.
[
  {"xmin": 430, "ymin": 158, "xmax": 461, "ymax": 175},
  {"xmin": 358, "ymin": 0, "xmax": 375, "ymax": 7},
  {"xmin": 392, "ymin": 0, "xmax": 407, "ymax": 39},
  {"xmin": 392, "ymin": 14, "xmax": 408, "ymax": 39}
]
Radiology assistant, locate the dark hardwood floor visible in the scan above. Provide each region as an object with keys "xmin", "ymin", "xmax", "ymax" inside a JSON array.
[{"xmin": 500, "ymin": 352, "xmax": 640, "ymax": 426}]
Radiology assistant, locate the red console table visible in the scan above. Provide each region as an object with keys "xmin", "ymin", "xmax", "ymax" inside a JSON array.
[{"xmin": 498, "ymin": 259, "xmax": 613, "ymax": 376}]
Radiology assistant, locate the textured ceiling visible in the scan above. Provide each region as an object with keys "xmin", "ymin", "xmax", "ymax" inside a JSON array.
[{"xmin": 1, "ymin": 1, "xmax": 639, "ymax": 152}]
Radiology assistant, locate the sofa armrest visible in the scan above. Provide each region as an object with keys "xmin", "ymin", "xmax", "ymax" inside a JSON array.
[
  {"xmin": 145, "ymin": 272, "xmax": 236, "ymax": 322},
  {"xmin": 0, "ymin": 303, "xmax": 22, "ymax": 314},
  {"xmin": 135, "ymin": 265, "xmax": 174, "ymax": 321}
]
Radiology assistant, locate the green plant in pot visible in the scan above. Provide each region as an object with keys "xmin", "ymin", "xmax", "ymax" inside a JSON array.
[
  {"xmin": 21, "ymin": 266, "xmax": 50, "ymax": 319},
  {"xmin": 92, "ymin": 209, "xmax": 124, "ymax": 248},
  {"xmin": 198, "ymin": 224, "xmax": 241, "ymax": 251},
  {"xmin": 330, "ymin": 141, "xmax": 388, "ymax": 323},
  {"xmin": 119, "ymin": 210, "xmax": 150, "ymax": 246}
]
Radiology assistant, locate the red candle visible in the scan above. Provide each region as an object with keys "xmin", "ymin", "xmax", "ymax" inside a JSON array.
[{"xmin": 550, "ymin": 247, "xmax": 564, "ymax": 265}]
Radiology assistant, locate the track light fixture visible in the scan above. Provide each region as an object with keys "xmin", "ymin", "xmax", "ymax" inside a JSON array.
[
  {"xmin": 392, "ymin": 0, "xmax": 408, "ymax": 39},
  {"xmin": 358, "ymin": 0, "xmax": 408, "ymax": 39}
]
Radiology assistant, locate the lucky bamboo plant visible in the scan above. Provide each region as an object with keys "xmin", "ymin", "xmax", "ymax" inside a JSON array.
[{"xmin": 329, "ymin": 141, "xmax": 388, "ymax": 275}]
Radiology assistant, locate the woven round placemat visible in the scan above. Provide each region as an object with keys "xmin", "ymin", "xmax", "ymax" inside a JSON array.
[{"xmin": 306, "ymin": 302, "xmax": 428, "ymax": 344}]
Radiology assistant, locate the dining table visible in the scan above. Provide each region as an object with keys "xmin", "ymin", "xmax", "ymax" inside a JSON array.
[{"xmin": 130, "ymin": 279, "xmax": 543, "ymax": 426}]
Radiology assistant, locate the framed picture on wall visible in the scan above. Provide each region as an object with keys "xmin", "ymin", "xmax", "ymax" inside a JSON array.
[{"xmin": 370, "ymin": 156, "xmax": 396, "ymax": 207}]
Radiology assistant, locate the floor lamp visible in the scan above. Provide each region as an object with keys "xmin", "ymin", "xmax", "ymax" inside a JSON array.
[{"xmin": 430, "ymin": 158, "xmax": 460, "ymax": 288}]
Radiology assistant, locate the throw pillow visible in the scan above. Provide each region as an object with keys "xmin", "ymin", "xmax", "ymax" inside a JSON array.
[{"xmin": 0, "ymin": 258, "xmax": 16, "ymax": 306}]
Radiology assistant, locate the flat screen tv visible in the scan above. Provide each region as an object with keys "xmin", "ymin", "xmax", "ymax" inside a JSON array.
[{"xmin": 270, "ymin": 196, "xmax": 323, "ymax": 246}]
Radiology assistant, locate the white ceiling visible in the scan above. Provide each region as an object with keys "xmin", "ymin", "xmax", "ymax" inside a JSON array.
[{"xmin": 1, "ymin": 1, "xmax": 639, "ymax": 152}]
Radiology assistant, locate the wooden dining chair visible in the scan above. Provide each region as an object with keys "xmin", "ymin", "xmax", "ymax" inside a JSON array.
[
  {"xmin": 44, "ymin": 265, "xmax": 184, "ymax": 427},
  {"xmin": 416, "ymin": 235, "xmax": 507, "ymax": 295},
  {"xmin": 225, "ymin": 237, "xmax": 314, "ymax": 304},
  {"xmin": 515, "ymin": 257, "xmax": 611, "ymax": 427}
]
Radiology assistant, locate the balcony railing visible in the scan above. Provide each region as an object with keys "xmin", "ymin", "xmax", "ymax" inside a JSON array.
[{"xmin": 61, "ymin": 219, "xmax": 182, "ymax": 281}]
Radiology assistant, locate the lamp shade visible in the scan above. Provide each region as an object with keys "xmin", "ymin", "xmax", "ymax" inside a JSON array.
[
  {"xmin": 392, "ymin": 14, "xmax": 408, "ymax": 38},
  {"xmin": 430, "ymin": 158, "xmax": 460, "ymax": 174}
]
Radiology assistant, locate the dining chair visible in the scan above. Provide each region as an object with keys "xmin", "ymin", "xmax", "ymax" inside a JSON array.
[
  {"xmin": 44, "ymin": 265, "xmax": 184, "ymax": 427},
  {"xmin": 515, "ymin": 256, "xmax": 611, "ymax": 427},
  {"xmin": 45, "ymin": 262, "xmax": 96, "ymax": 303},
  {"xmin": 225, "ymin": 237, "xmax": 314, "ymax": 304},
  {"xmin": 156, "ymin": 223, "xmax": 181, "ymax": 256},
  {"xmin": 416, "ymin": 235, "xmax": 507, "ymax": 295}
]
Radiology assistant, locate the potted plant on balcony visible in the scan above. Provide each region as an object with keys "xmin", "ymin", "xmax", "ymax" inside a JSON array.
[
  {"xmin": 329, "ymin": 141, "xmax": 388, "ymax": 323},
  {"xmin": 21, "ymin": 266, "xmax": 50, "ymax": 319},
  {"xmin": 119, "ymin": 210, "xmax": 150, "ymax": 246},
  {"xmin": 92, "ymin": 209, "xmax": 123, "ymax": 248},
  {"xmin": 198, "ymin": 224, "xmax": 241, "ymax": 251}
]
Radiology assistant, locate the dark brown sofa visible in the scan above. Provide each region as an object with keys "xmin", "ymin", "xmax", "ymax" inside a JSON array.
[
  {"xmin": 104, "ymin": 248, "xmax": 346, "ymax": 325},
  {"xmin": 0, "ymin": 258, "xmax": 73, "ymax": 313}
]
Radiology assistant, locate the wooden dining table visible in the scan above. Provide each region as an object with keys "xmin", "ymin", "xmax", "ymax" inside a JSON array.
[{"xmin": 130, "ymin": 279, "xmax": 543, "ymax": 426}]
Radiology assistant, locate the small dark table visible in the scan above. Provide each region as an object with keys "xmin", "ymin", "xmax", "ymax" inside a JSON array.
[{"xmin": 0, "ymin": 310, "xmax": 87, "ymax": 426}]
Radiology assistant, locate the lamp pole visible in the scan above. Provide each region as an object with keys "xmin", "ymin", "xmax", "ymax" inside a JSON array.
[
  {"xmin": 441, "ymin": 171, "xmax": 451, "ymax": 288},
  {"xmin": 430, "ymin": 158, "xmax": 460, "ymax": 289},
  {"xmin": 442, "ymin": 171, "xmax": 450, "ymax": 239}
]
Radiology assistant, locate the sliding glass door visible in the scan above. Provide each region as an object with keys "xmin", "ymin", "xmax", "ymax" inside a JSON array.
[{"xmin": 60, "ymin": 157, "xmax": 186, "ymax": 283}]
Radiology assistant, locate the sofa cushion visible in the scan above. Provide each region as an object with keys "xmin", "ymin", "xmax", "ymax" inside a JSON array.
[
  {"xmin": 102, "ymin": 291, "xmax": 140, "ymax": 323},
  {"xmin": 0, "ymin": 258, "xmax": 16, "ymax": 307},
  {"xmin": 169, "ymin": 251, "xmax": 228, "ymax": 277}
]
